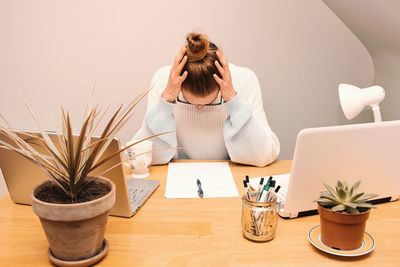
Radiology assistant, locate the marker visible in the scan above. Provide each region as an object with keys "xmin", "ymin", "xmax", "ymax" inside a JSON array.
[
  {"xmin": 261, "ymin": 179, "xmax": 276, "ymax": 202},
  {"xmin": 269, "ymin": 180, "xmax": 276, "ymax": 189},
  {"xmin": 196, "ymin": 179, "xmax": 204, "ymax": 198},
  {"xmin": 258, "ymin": 183, "xmax": 270, "ymax": 202}
]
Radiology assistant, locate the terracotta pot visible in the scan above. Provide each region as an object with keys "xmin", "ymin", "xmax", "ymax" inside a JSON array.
[
  {"xmin": 31, "ymin": 177, "xmax": 115, "ymax": 262},
  {"xmin": 318, "ymin": 204, "xmax": 370, "ymax": 250}
]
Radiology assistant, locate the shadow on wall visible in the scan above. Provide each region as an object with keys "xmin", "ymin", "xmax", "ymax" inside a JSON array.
[{"xmin": 336, "ymin": 105, "xmax": 374, "ymax": 125}]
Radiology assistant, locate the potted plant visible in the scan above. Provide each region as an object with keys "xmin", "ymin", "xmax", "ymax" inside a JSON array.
[
  {"xmin": 0, "ymin": 91, "xmax": 152, "ymax": 265},
  {"xmin": 315, "ymin": 180, "xmax": 378, "ymax": 250}
]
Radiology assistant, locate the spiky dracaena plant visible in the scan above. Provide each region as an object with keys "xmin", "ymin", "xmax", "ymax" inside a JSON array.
[
  {"xmin": 315, "ymin": 180, "xmax": 378, "ymax": 214},
  {"xmin": 0, "ymin": 88, "xmax": 163, "ymax": 203}
]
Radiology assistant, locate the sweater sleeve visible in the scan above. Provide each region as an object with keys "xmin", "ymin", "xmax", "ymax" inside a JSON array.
[
  {"xmin": 223, "ymin": 70, "xmax": 280, "ymax": 167},
  {"xmin": 132, "ymin": 67, "xmax": 178, "ymax": 165}
]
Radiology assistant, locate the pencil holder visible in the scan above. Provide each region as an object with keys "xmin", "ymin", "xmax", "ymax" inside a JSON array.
[{"xmin": 241, "ymin": 196, "xmax": 278, "ymax": 242}]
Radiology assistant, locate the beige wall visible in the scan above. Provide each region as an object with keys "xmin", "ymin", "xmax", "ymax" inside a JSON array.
[
  {"xmin": 0, "ymin": 0, "xmax": 373, "ymax": 195},
  {"xmin": 324, "ymin": 0, "xmax": 400, "ymax": 122}
]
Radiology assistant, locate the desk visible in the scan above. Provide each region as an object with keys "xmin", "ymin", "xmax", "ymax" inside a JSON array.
[{"xmin": 0, "ymin": 160, "xmax": 399, "ymax": 266}]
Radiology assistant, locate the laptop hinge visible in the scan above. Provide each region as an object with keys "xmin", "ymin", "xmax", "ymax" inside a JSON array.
[
  {"xmin": 297, "ymin": 209, "xmax": 318, "ymax": 217},
  {"xmin": 369, "ymin": 197, "xmax": 392, "ymax": 205}
]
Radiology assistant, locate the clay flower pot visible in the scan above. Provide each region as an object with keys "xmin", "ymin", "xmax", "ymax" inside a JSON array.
[
  {"xmin": 318, "ymin": 204, "xmax": 370, "ymax": 250},
  {"xmin": 31, "ymin": 177, "xmax": 115, "ymax": 263}
]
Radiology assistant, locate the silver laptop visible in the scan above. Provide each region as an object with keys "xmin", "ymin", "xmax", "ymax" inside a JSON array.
[
  {"xmin": 263, "ymin": 120, "xmax": 400, "ymax": 219},
  {"xmin": 0, "ymin": 130, "xmax": 159, "ymax": 218}
]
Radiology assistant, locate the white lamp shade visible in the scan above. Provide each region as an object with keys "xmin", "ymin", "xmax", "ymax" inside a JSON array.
[{"xmin": 338, "ymin": 84, "xmax": 385, "ymax": 120}]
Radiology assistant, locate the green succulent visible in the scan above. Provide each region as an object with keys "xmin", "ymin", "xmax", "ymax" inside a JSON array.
[{"xmin": 315, "ymin": 180, "xmax": 378, "ymax": 214}]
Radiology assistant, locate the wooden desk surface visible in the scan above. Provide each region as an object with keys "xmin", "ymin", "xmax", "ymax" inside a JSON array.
[{"xmin": 0, "ymin": 160, "xmax": 399, "ymax": 266}]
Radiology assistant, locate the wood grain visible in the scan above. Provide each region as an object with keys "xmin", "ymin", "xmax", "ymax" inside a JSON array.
[{"xmin": 0, "ymin": 160, "xmax": 399, "ymax": 266}]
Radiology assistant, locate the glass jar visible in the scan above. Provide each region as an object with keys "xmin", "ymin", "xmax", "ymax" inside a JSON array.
[{"xmin": 241, "ymin": 196, "xmax": 278, "ymax": 242}]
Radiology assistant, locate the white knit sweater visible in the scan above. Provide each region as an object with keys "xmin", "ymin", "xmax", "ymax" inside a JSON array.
[{"xmin": 133, "ymin": 63, "xmax": 280, "ymax": 167}]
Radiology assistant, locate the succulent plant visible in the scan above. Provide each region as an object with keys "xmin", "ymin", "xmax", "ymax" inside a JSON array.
[{"xmin": 315, "ymin": 180, "xmax": 378, "ymax": 214}]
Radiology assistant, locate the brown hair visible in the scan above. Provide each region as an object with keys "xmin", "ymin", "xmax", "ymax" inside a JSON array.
[{"xmin": 182, "ymin": 32, "xmax": 221, "ymax": 97}]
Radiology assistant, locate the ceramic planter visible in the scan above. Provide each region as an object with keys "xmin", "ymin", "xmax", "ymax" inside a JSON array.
[
  {"xmin": 318, "ymin": 204, "xmax": 370, "ymax": 250},
  {"xmin": 31, "ymin": 177, "xmax": 115, "ymax": 265}
]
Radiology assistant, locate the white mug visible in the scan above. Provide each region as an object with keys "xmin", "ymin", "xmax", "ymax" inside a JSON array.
[{"xmin": 126, "ymin": 139, "xmax": 153, "ymax": 179}]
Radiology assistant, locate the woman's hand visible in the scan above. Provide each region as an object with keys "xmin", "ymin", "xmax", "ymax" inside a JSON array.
[
  {"xmin": 213, "ymin": 50, "xmax": 237, "ymax": 102},
  {"xmin": 162, "ymin": 46, "xmax": 188, "ymax": 103}
]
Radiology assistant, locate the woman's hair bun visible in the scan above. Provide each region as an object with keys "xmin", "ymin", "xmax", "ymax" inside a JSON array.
[{"xmin": 186, "ymin": 32, "xmax": 209, "ymax": 62}]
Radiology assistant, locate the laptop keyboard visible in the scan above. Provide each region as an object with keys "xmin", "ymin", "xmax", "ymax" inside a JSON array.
[
  {"xmin": 126, "ymin": 178, "xmax": 159, "ymax": 213},
  {"xmin": 277, "ymin": 186, "xmax": 289, "ymax": 204}
]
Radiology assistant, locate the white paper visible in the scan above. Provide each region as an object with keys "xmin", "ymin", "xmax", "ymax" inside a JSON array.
[{"xmin": 165, "ymin": 162, "xmax": 239, "ymax": 198}]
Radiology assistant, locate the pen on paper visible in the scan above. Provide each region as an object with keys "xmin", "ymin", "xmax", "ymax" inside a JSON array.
[{"xmin": 197, "ymin": 179, "xmax": 204, "ymax": 198}]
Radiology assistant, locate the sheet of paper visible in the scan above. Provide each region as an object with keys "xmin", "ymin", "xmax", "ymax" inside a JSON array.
[{"xmin": 165, "ymin": 162, "xmax": 239, "ymax": 198}]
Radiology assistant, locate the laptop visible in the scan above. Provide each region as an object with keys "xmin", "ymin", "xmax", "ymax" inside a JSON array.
[
  {"xmin": 0, "ymin": 130, "xmax": 159, "ymax": 218},
  {"xmin": 252, "ymin": 120, "xmax": 400, "ymax": 219}
]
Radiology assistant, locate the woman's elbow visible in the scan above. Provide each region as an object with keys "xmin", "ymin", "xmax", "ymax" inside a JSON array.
[
  {"xmin": 243, "ymin": 140, "xmax": 280, "ymax": 167},
  {"xmin": 256, "ymin": 150, "xmax": 279, "ymax": 167}
]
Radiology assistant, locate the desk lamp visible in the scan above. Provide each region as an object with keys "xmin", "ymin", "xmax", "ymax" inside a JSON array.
[{"xmin": 338, "ymin": 83, "xmax": 385, "ymax": 122}]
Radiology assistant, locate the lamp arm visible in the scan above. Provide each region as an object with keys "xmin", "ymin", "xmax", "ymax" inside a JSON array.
[{"xmin": 371, "ymin": 104, "xmax": 382, "ymax": 122}]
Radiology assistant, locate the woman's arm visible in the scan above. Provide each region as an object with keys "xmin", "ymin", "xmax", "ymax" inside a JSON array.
[
  {"xmin": 213, "ymin": 51, "xmax": 280, "ymax": 167},
  {"xmin": 133, "ymin": 47, "xmax": 188, "ymax": 165},
  {"xmin": 133, "ymin": 67, "xmax": 178, "ymax": 165},
  {"xmin": 223, "ymin": 70, "xmax": 280, "ymax": 167}
]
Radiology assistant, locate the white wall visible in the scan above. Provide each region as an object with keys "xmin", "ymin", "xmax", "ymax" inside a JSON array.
[{"xmin": 0, "ymin": 0, "xmax": 374, "ymax": 195}]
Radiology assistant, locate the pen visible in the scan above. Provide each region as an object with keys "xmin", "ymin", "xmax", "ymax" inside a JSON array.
[
  {"xmin": 265, "ymin": 180, "xmax": 276, "ymax": 202},
  {"xmin": 197, "ymin": 179, "xmax": 204, "ymax": 198},
  {"xmin": 258, "ymin": 183, "xmax": 270, "ymax": 202},
  {"xmin": 275, "ymin": 185, "xmax": 281, "ymax": 193},
  {"xmin": 256, "ymin": 177, "xmax": 265, "ymax": 201},
  {"xmin": 243, "ymin": 180, "xmax": 251, "ymax": 200}
]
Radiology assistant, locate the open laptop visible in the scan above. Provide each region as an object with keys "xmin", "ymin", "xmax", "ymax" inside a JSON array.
[
  {"xmin": 252, "ymin": 120, "xmax": 400, "ymax": 219},
  {"xmin": 0, "ymin": 131, "xmax": 159, "ymax": 218}
]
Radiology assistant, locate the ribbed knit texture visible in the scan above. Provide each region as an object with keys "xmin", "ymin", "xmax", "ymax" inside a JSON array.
[{"xmin": 133, "ymin": 64, "xmax": 280, "ymax": 167}]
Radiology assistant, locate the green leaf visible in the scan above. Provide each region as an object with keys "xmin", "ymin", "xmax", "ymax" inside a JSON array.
[
  {"xmin": 352, "ymin": 180, "xmax": 361, "ymax": 192},
  {"xmin": 320, "ymin": 191, "xmax": 334, "ymax": 198},
  {"xmin": 324, "ymin": 184, "xmax": 339, "ymax": 199},
  {"xmin": 314, "ymin": 198, "xmax": 335, "ymax": 204},
  {"xmin": 343, "ymin": 202, "xmax": 357, "ymax": 209},
  {"xmin": 356, "ymin": 202, "xmax": 377, "ymax": 209},
  {"xmin": 337, "ymin": 180, "xmax": 344, "ymax": 190},
  {"xmin": 346, "ymin": 207, "xmax": 360, "ymax": 214},
  {"xmin": 356, "ymin": 193, "xmax": 379, "ymax": 202},
  {"xmin": 350, "ymin": 192, "xmax": 364, "ymax": 202},
  {"xmin": 337, "ymin": 188, "xmax": 347, "ymax": 200},
  {"xmin": 332, "ymin": 204, "xmax": 346, "ymax": 212},
  {"xmin": 318, "ymin": 194, "xmax": 341, "ymax": 204},
  {"xmin": 343, "ymin": 181, "xmax": 348, "ymax": 189},
  {"xmin": 349, "ymin": 186, "xmax": 354, "ymax": 198}
]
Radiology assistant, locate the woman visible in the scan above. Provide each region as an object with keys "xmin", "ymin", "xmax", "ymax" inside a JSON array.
[{"xmin": 133, "ymin": 32, "xmax": 280, "ymax": 167}]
